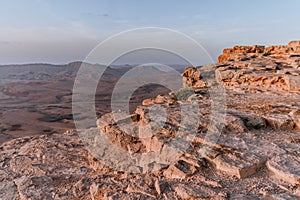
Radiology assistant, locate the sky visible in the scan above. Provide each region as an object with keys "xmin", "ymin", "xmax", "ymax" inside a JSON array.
[{"xmin": 0, "ymin": 0, "xmax": 300, "ymax": 65}]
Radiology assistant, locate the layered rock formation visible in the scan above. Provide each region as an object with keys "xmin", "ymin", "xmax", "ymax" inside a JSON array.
[
  {"xmin": 216, "ymin": 41, "xmax": 300, "ymax": 93},
  {"xmin": 218, "ymin": 41, "xmax": 300, "ymax": 63},
  {"xmin": 1, "ymin": 41, "xmax": 300, "ymax": 199}
]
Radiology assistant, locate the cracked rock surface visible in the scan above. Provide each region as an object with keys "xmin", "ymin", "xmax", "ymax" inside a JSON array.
[{"xmin": 1, "ymin": 41, "xmax": 300, "ymax": 199}]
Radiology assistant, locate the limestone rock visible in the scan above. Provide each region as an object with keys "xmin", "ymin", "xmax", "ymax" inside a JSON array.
[
  {"xmin": 206, "ymin": 146, "xmax": 267, "ymax": 179},
  {"xmin": 284, "ymin": 75, "xmax": 300, "ymax": 91},
  {"xmin": 97, "ymin": 112, "xmax": 145, "ymax": 153},
  {"xmin": 218, "ymin": 41, "xmax": 300, "ymax": 63},
  {"xmin": 0, "ymin": 181, "xmax": 19, "ymax": 200},
  {"xmin": 172, "ymin": 183, "xmax": 219, "ymax": 199},
  {"xmin": 1, "ymin": 41, "xmax": 300, "ymax": 199},
  {"xmin": 289, "ymin": 109, "xmax": 300, "ymax": 129},
  {"xmin": 142, "ymin": 98, "xmax": 154, "ymax": 105},
  {"xmin": 140, "ymin": 135, "xmax": 164, "ymax": 152},
  {"xmin": 265, "ymin": 114, "xmax": 295, "ymax": 130},
  {"xmin": 182, "ymin": 66, "xmax": 206, "ymax": 89},
  {"xmin": 223, "ymin": 114, "xmax": 247, "ymax": 134},
  {"xmin": 14, "ymin": 176, "xmax": 56, "ymax": 200},
  {"xmin": 262, "ymin": 191, "xmax": 300, "ymax": 200},
  {"xmin": 163, "ymin": 160, "xmax": 197, "ymax": 179},
  {"xmin": 218, "ymin": 45, "xmax": 265, "ymax": 63},
  {"xmin": 288, "ymin": 41, "xmax": 300, "ymax": 49},
  {"xmin": 155, "ymin": 95, "xmax": 167, "ymax": 104},
  {"xmin": 267, "ymin": 154, "xmax": 300, "ymax": 185},
  {"xmin": 125, "ymin": 179, "xmax": 157, "ymax": 199},
  {"xmin": 242, "ymin": 114, "xmax": 266, "ymax": 129}
]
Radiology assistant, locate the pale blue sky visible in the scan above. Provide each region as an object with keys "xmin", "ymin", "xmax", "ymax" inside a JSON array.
[{"xmin": 0, "ymin": 0, "xmax": 299, "ymax": 64}]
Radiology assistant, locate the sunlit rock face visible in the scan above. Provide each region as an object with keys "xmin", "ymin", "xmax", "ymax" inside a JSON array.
[{"xmin": 1, "ymin": 42, "xmax": 300, "ymax": 199}]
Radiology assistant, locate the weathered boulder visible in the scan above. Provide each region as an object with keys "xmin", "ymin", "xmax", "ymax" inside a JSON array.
[
  {"xmin": 289, "ymin": 109, "xmax": 300, "ymax": 129},
  {"xmin": 265, "ymin": 114, "xmax": 295, "ymax": 130},
  {"xmin": 182, "ymin": 66, "xmax": 206, "ymax": 88}
]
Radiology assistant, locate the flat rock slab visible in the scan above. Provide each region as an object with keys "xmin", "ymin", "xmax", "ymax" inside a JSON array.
[
  {"xmin": 14, "ymin": 176, "xmax": 56, "ymax": 200},
  {"xmin": 163, "ymin": 159, "xmax": 197, "ymax": 179},
  {"xmin": 0, "ymin": 181, "xmax": 19, "ymax": 200},
  {"xmin": 267, "ymin": 154, "xmax": 300, "ymax": 185},
  {"xmin": 203, "ymin": 134, "xmax": 284, "ymax": 179},
  {"xmin": 263, "ymin": 191, "xmax": 300, "ymax": 200},
  {"xmin": 171, "ymin": 183, "xmax": 221, "ymax": 199},
  {"xmin": 207, "ymin": 149, "xmax": 267, "ymax": 179}
]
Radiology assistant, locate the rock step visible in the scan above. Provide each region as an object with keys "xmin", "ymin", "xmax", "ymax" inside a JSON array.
[
  {"xmin": 171, "ymin": 183, "xmax": 223, "ymax": 199},
  {"xmin": 262, "ymin": 191, "xmax": 300, "ymax": 200},
  {"xmin": 267, "ymin": 154, "xmax": 300, "ymax": 185},
  {"xmin": 205, "ymin": 146, "xmax": 267, "ymax": 179}
]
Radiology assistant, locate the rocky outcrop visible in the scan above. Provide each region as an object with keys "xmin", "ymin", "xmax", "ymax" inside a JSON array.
[
  {"xmin": 89, "ymin": 41, "xmax": 300, "ymax": 198},
  {"xmin": 182, "ymin": 66, "xmax": 206, "ymax": 88},
  {"xmin": 218, "ymin": 41, "xmax": 300, "ymax": 63},
  {"xmin": 0, "ymin": 41, "xmax": 300, "ymax": 199},
  {"xmin": 213, "ymin": 41, "xmax": 300, "ymax": 94}
]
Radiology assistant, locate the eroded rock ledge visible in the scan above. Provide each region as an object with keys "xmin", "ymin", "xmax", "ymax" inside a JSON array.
[
  {"xmin": 218, "ymin": 41, "xmax": 300, "ymax": 63},
  {"xmin": 1, "ymin": 41, "xmax": 300, "ymax": 199}
]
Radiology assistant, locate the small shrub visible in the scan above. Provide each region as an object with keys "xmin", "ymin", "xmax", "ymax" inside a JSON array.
[
  {"xmin": 254, "ymin": 122, "xmax": 265, "ymax": 129},
  {"xmin": 263, "ymin": 52, "xmax": 271, "ymax": 56},
  {"xmin": 172, "ymin": 88, "xmax": 195, "ymax": 101}
]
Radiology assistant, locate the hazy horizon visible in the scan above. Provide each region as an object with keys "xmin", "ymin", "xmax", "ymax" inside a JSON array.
[{"xmin": 1, "ymin": 0, "xmax": 300, "ymax": 64}]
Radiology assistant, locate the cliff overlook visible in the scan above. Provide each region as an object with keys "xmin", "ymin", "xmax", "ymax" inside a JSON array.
[{"xmin": 1, "ymin": 41, "xmax": 300, "ymax": 199}]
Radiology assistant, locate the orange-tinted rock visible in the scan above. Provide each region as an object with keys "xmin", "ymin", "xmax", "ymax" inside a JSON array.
[
  {"xmin": 182, "ymin": 66, "xmax": 206, "ymax": 88},
  {"xmin": 288, "ymin": 41, "xmax": 300, "ymax": 49},
  {"xmin": 142, "ymin": 98, "xmax": 154, "ymax": 105},
  {"xmin": 155, "ymin": 95, "xmax": 167, "ymax": 104},
  {"xmin": 289, "ymin": 109, "xmax": 300, "ymax": 129},
  {"xmin": 1, "ymin": 41, "xmax": 300, "ymax": 199},
  {"xmin": 163, "ymin": 160, "xmax": 197, "ymax": 179},
  {"xmin": 219, "ymin": 41, "xmax": 300, "ymax": 63},
  {"xmin": 265, "ymin": 114, "xmax": 295, "ymax": 130},
  {"xmin": 218, "ymin": 45, "xmax": 265, "ymax": 63}
]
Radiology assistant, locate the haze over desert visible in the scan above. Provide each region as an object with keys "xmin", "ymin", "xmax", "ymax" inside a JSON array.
[{"xmin": 0, "ymin": 1, "xmax": 300, "ymax": 199}]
